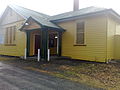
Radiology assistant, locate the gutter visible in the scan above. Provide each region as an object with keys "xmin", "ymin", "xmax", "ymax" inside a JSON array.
[{"xmin": 50, "ymin": 9, "xmax": 118, "ymax": 23}]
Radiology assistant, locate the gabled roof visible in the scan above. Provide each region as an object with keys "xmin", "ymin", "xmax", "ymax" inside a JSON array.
[
  {"xmin": 1, "ymin": 5, "xmax": 120, "ymax": 29},
  {"xmin": 8, "ymin": 5, "xmax": 62, "ymax": 29},
  {"xmin": 49, "ymin": 6, "xmax": 111, "ymax": 22}
]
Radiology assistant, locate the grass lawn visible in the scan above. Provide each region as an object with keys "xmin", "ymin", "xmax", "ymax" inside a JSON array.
[{"xmin": 1, "ymin": 57, "xmax": 120, "ymax": 90}]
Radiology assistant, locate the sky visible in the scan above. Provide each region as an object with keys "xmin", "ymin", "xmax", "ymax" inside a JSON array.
[{"xmin": 0, "ymin": 0, "xmax": 120, "ymax": 16}]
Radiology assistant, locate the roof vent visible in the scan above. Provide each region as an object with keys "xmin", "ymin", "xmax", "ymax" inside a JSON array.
[{"xmin": 74, "ymin": 0, "xmax": 79, "ymax": 11}]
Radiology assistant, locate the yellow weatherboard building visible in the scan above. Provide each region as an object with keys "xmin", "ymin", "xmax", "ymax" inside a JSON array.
[{"xmin": 0, "ymin": 4, "xmax": 120, "ymax": 62}]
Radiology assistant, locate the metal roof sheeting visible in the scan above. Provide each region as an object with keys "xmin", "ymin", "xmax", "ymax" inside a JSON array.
[
  {"xmin": 50, "ymin": 6, "xmax": 108, "ymax": 21},
  {"xmin": 7, "ymin": 5, "xmax": 120, "ymax": 29},
  {"xmin": 9, "ymin": 5, "xmax": 61, "ymax": 29}
]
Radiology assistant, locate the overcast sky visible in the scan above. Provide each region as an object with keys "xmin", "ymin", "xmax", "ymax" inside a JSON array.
[{"xmin": 0, "ymin": 0, "xmax": 120, "ymax": 16}]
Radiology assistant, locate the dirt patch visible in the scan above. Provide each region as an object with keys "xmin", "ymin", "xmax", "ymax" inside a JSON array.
[
  {"xmin": 57, "ymin": 63, "xmax": 120, "ymax": 90},
  {"xmin": 0, "ymin": 56, "xmax": 17, "ymax": 61}
]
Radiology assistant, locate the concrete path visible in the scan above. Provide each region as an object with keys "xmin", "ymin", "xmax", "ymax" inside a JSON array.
[{"xmin": 0, "ymin": 61, "xmax": 103, "ymax": 90}]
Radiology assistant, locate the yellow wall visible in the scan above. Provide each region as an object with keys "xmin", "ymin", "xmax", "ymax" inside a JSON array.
[
  {"xmin": 0, "ymin": 21, "xmax": 26, "ymax": 57},
  {"xmin": 114, "ymin": 35, "xmax": 120, "ymax": 59},
  {"xmin": 106, "ymin": 17, "xmax": 120, "ymax": 60},
  {"xmin": 59, "ymin": 15, "xmax": 107, "ymax": 62},
  {"xmin": 114, "ymin": 22, "xmax": 120, "ymax": 59},
  {"xmin": 116, "ymin": 25, "xmax": 120, "ymax": 34},
  {"xmin": 107, "ymin": 17, "xmax": 116, "ymax": 60}
]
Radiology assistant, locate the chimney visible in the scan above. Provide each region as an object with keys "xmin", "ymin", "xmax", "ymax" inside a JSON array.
[{"xmin": 73, "ymin": 0, "xmax": 79, "ymax": 11}]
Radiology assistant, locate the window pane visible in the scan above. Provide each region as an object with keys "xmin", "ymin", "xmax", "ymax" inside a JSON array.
[
  {"xmin": 77, "ymin": 29, "xmax": 84, "ymax": 33},
  {"xmin": 76, "ymin": 22, "xmax": 85, "ymax": 44},
  {"xmin": 13, "ymin": 26, "xmax": 16, "ymax": 41},
  {"xmin": 10, "ymin": 27, "xmax": 12, "ymax": 44},
  {"xmin": 5, "ymin": 26, "xmax": 16, "ymax": 44},
  {"xmin": 77, "ymin": 22, "xmax": 84, "ymax": 31},
  {"xmin": 7, "ymin": 27, "xmax": 10, "ymax": 44},
  {"xmin": 5, "ymin": 28, "xmax": 8, "ymax": 44},
  {"xmin": 76, "ymin": 33, "xmax": 84, "ymax": 44}
]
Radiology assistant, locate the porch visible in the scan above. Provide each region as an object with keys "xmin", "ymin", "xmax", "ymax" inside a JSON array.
[
  {"xmin": 26, "ymin": 29, "xmax": 62, "ymax": 61},
  {"xmin": 20, "ymin": 17, "xmax": 64, "ymax": 61}
]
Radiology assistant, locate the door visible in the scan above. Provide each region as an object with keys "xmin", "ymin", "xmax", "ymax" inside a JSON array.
[
  {"xmin": 34, "ymin": 35, "xmax": 41, "ymax": 55},
  {"xmin": 49, "ymin": 34, "xmax": 57, "ymax": 55}
]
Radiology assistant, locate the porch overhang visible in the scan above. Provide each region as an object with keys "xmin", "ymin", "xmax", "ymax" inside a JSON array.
[{"xmin": 19, "ymin": 16, "xmax": 65, "ymax": 32}]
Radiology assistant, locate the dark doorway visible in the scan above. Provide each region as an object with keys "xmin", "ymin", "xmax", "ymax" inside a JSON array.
[
  {"xmin": 49, "ymin": 34, "xmax": 57, "ymax": 55},
  {"xmin": 35, "ymin": 35, "xmax": 41, "ymax": 55}
]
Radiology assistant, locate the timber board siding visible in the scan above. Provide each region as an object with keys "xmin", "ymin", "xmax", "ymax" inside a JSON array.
[
  {"xmin": 107, "ymin": 17, "xmax": 120, "ymax": 59},
  {"xmin": 107, "ymin": 17, "xmax": 116, "ymax": 60},
  {"xmin": 0, "ymin": 8, "xmax": 26, "ymax": 56},
  {"xmin": 59, "ymin": 15, "xmax": 107, "ymax": 62},
  {"xmin": 114, "ymin": 35, "xmax": 120, "ymax": 59},
  {"xmin": 22, "ymin": 19, "xmax": 41, "ymax": 30},
  {"xmin": 0, "ymin": 8, "xmax": 24, "ymax": 25},
  {"xmin": 107, "ymin": 16, "xmax": 120, "ymax": 60},
  {"xmin": 0, "ymin": 21, "xmax": 26, "ymax": 56}
]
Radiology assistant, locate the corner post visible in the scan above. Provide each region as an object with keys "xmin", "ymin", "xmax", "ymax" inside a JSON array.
[
  {"xmin": 58, "ymin": 31, "xmax": 62, "ymax": 56},
  {"xmin": 26, "ymin": 31, "xmax": 30, "ymax": 57},
  {"xmin": 41, "ymin": 28, "xmax": 48, "ymax": 61}
]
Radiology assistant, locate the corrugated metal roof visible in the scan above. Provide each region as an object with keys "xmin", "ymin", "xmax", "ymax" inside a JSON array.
[
  {"xmin": 7, "ymin": 5, "xmax": 117, "ymax": 29},
  {"xmin": 9, "ymin": 5, "xmax": 61, "ymax": 29},
  {"xmin": 50, "ymin": 6, "xmax": 108, "ymax": 21}
]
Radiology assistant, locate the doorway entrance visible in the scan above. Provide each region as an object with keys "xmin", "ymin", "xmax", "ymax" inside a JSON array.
[
  {"xmin": 34, "ymin": 35, "xmax": 41, "ymax": 55},
  {"xmin": 49, "ymin": 33, "xmax": 57, "ymax": 55},
  {"xmin": 32, "ymin": 31, "xmax": 61, "ymax": 58}
]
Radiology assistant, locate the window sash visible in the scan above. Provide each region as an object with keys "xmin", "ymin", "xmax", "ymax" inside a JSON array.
[
  {"xmin": 76, "ymin": 22, "xmax": 85, "ymax": 44},
  {"xmin": 10, "ymin": 27, "xmax": 12, "ymax": 44},
  {"xmin": 12, "ymin": 26, "xmax": 16, "ymax": 43},
  {"xmin": 76, "ymin": 33, "xmax": 84, "ymax": 44},
  {"xmin": 5, "ymin": 28, "xmax": 9, "ymax": 44},
  {"xmin": 5, "ymin": 26, "xmax": 16, "ymax": 44}
]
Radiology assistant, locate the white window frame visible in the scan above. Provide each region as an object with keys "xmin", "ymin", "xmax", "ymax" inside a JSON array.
[
  {"xmin": 5, "ymin": 26, "xmax": 16, "ymax": 45},
  {"xmin": 74, "ymin": 21, "xmax": 86, "ymax": 45}
]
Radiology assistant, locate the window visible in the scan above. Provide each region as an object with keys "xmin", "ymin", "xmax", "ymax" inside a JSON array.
[
  {"xmin": 76, "ymin": 22, "xmax": 85, "ymax": 45},
  {"xmin": 5, "ymin": 26, "xmax": 16, "ymax": 45}
]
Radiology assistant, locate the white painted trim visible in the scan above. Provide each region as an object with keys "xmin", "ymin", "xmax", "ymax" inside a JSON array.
[
  {"xmin": 24, "ymin": 48, "xmax": 27, "ymax": 60},
  {"xmin": 48, "ymin": 49, "xmax": 50, "ymax": 61},
  {"xmin": 37, "ymin": 49, "xmax": 40, "ymax": 62},
  {"xmin": 57, "ymin": 32, "xmax": 59, "ymax": 54}
]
